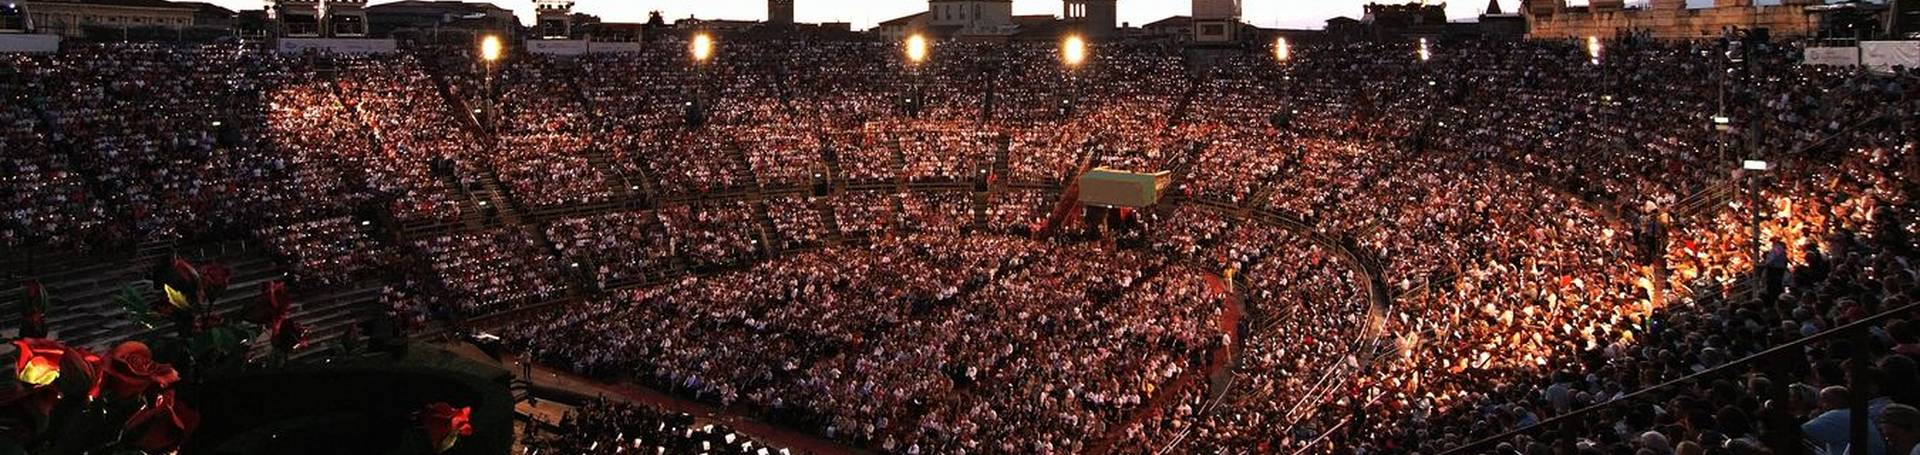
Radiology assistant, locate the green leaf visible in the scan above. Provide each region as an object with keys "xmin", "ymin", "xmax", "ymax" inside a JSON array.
[{"xmin": 114, "ymin": 286, "xmax": 160, "ymax": 330}]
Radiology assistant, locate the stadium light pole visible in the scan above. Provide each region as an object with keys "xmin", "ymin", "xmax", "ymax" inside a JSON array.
[
  {"xmin": 906, "ymin": 34, "xmax": 928, "ymax": 118},
  {"xmin": 690, "ymin": 32, "xmax": 715, "ymax": 125},
  {"xmin": 1586, "ymin": 35, "xmax": 1602, "ymax": 65},
  {"xmin": 1062, "ymin": 34, "xmax": 1087, "ymax": 118},
  {"xmin": 1742, "ymin": 159, "xmax": 1769, "ymax": 305},
  {"xmin": 479, "ymin": 34, "xmax": 502, "ymax": 133}
]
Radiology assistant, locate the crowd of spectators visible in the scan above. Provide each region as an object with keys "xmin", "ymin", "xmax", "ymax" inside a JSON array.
[
  {"xmin": 255, "ymin": 216, "xmax": 383, "ymax": 286},
  {"xmin": 507, "ymin": 231, "xmax": 1229, "ymax": 454},
  {"xmin": 658, "ymin": 202, "xmax": 761, "ymax": 270},
  {"xmin": 411, "ymin": 227, "xmax": 568, "ymax": 315},
  {"xmin": 545, "ymin": 210, "xmax": 676, "ymax": 289},
  {"xmin": 986, "ymin": 189, "xmax": 1055, "ymax": 236},
  {"xmin": 1, "ymin": 54, "xmax": 111, "ymax": 249},
  {"xmin": 526, "ymin": 399, "xmax": 784, "ymax": 455},
  {"xmin": 765, "ymin": 196, "xmax": 829, "ymax": 251},
  {"xmin": 8, "ymin": 37, "xmax": 1920, "ymax": 455}
]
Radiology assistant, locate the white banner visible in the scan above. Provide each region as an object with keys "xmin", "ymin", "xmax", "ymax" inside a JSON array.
[
  {"xmin": 0, "ymin": 34, "xmax": 60, "ymax": 53},
  {"xmin": 526, "ymin": 39, "xmax": 644, "ymax": 55},
  {"xmin": 587, "ymin": 41, "xmax": 643, "ymax": 54},
  {"xmin": 526, "ymin": 39, "xmax": 587, "ymax": 55},
  {"xmin": 1803, "ymin": 47, "xmax": 1859, "ymax": 67},
  {"xmin": 276, "ymin": 38, "xmax": 397, "ymax": 54},
  {"xmin": 1862, "ymin": 41, "xmax": 1920, "ymax": 73}
]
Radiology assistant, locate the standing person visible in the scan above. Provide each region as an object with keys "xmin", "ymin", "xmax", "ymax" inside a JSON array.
[{"xmin": 1763, "ymin": 240, "xmax": 1789, "ymax": 304}]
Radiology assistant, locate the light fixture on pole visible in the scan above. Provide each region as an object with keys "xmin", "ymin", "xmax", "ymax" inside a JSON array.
[
  {"xmin": 479, "ymin": 35, "xmax": 502, "ymax": 132},
  {"xmin": 1275, "ymin": 37, "xmax": 1290, "ymax": 62},
  {"xmin": 1062, "ymin": 34, "xmax": 1086, "ymax": 68},
  {"xmin": 905, "ymin": 34, "xmax": 928, "ymax": 64},
  {"xmin": 691, "ymin": 33, "xmax": 714, "ymax": 63},
  {"xmin": 1586, "ymin": 36, "xmax": 1602, "ymax": 65},
  {"xmin": 1740, "ymin": 158, "xmax": 1770, "ymax": 304},
  {"xmin": 1417, "ymin": 37, "xmax": 1431, "ymax": 62},
  {"xmin": 905, "ymin": 34, "xmax": 928, "ymax": 117},
  {"xmin": 687, "ymin": 32, "xmax": 715, "ymax": 126},
  {"xmin": 1062, "ymin": 34, "xmax": 1086, "ymax": 118},
  {"xmin": 479, "ymin": 35, "xmax": 503, "ymax": 63}
]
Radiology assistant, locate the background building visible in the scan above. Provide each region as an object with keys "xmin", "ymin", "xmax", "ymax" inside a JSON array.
[
  {"xmin": 265, "ymin": 0, "xmax": 317, "ymax": 35},
  {"xmin": 1191, "ymin": 0, "xmax": 1241, "ymax": 44},
  {"xmin": 2, "ymin": 2, "xmax": 33, "ymax": 31},
  {"xmin": 1525, "ymin": 0, "xmax": 1821, "ymax": 39},
  {"xmin": 24, "ymin": 0, "xmax": 227, "ymax": 38},
  {"xmin": 362, "ymin": 0, "xmax": 515, "ymax": 40},
  {"xmin": 1061, "ymin": 0, "xmax": 1114, "ymax": 38},
  {"xmin": 927, "ymin": 0, "xmax": 1014, "ymax": 36},
  {"xmin": 534, "ymin": 0, "xmax": 571, "ymax": 38},
  {"xmin": 328, "ymin": 0, "xmax": 367, "ymax": 36},
  {"xmin": 768, "ymin": 0, "xmax": 793, "ymax": 26}
]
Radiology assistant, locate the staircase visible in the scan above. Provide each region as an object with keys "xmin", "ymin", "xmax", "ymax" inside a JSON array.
[
  {"xmin": 1037, "ymin": 152, "xmax": 1096, "ymax": 239},
  {"xmin": 992, "ymin": 134, "xmax": 1012, "ymax": 182},
  {"xmin": 469, "ymin": 167, "xmax": 525, "ymax": 227},
  {"xmin": 0, "ymin": 242, "xmax": 370, "ymax": 353},
  {"xmin": 815, "ymin": 196, "xmax": 846, "ymax": 247},
  {"xmin": 971, "ymin": 191, "xmax": 991, "ymax": 229},
  {"xmin": 725, "ymin": 143, "xmax": 763, "ymax": 195},
  {"xmin": 886, "ymin": 135, "xmax": 911, "ymax": 191},
  {"xmin": 750, "ymin": 200, "xmax": 783, "ymax": 254}
]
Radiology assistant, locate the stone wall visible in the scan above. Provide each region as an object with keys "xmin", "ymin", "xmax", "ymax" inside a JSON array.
[
  {"xmin": 26, "ymin": 2, "xmax": 197, "ymax": 37},
  {"xmin": 1528, "ymin": 4, "xmax": 1818, "ymax": 40}
]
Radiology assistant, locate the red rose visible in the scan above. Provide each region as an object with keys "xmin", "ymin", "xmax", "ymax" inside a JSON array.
[
  {"xmin": 197, "ymin": 263, "xmax": 233, "ymax": 298},
  {"xmin": 103, "ymin": 342, "xmax": 179, "ymax": 399},
  {"xmin": 123, "ymin": 390, "xmax": 199, "ymax": 453},
  {"xmin": 271, "ymin": 320, "xmax": 308, "ymax": 352},
  {"xmin": 164, "ymin": 258, "xmax": 200, "ymax": 292},
  {"xmin": 418, "ymin": 402, "xmax": 473, "ymax": 453},
  {"xmin": 12, "ymin": 339, "xmax": 65, "ymax": 387},
  {"xmin": 248, "ymin": 280, "xmax": 292, "ymax": 326}
]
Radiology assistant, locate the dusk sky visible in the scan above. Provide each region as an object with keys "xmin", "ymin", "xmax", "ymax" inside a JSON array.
[{"xmin": 208, "ymin": 0, "xmax": 1785, "ymax": 31}]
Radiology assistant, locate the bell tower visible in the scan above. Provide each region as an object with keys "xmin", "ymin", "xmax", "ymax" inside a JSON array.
[
  {"xmin": 1064, "ymin": 0, "xmax": 1116, "ymax": 38},
  {"xmin": 769, "ymin": 0, "xmax": 795, "ymax": 26},
  {"xmin": 1192, "ymin": 0, "xmax": 1241, "ymax": 44}
]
